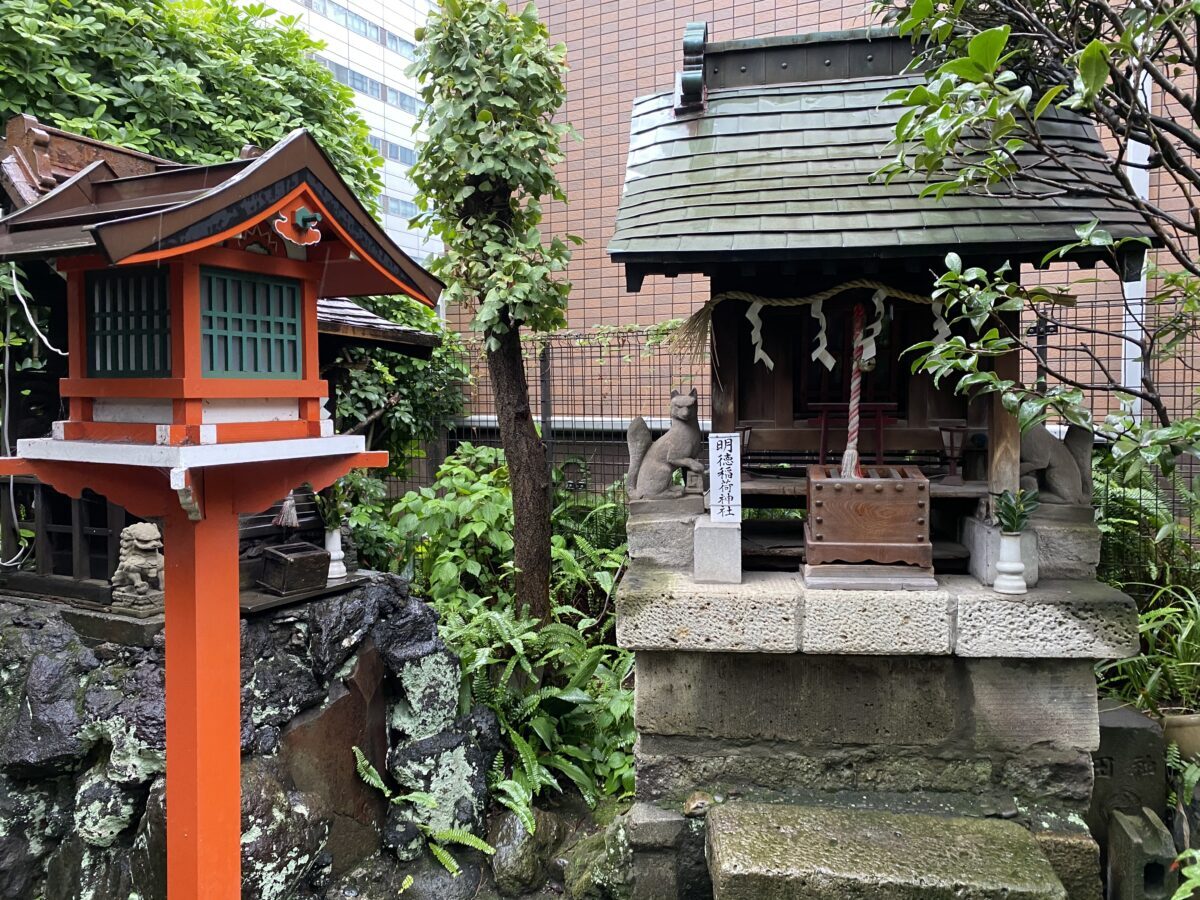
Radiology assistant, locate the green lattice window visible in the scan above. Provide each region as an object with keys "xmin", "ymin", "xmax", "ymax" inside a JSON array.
[
  {"xmin": 85, "ymin": 268, "xmax": 172, "ymax": 378},
  {"xmin": 200, "ymin": 268, "xmax": 303, "ymax": 379}
]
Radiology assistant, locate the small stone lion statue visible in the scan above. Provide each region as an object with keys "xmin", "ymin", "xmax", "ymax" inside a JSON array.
[
  {"xmin": 111, "ymin": 522, "xmax": 164, "ymax": 607},
  {"xmin": 626, "ymin": 389, "xmax": 704, "ymax": 500}
]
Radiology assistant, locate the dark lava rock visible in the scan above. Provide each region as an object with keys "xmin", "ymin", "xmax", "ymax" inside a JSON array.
[
  {"xmin": 383, "ymin": 805, "xmax": 424, "ymax": 861},
  {"xmin": 44, "ymin": 834, "xmax": 134, "ymax": 900},
  {"xmin": 240, "ymin": 757, "xmax": 331, "ymax": 900},
  {"xmin": 241, "ymin": 647, "xmax": 326, "ymax": 747},
  {"xmin": 489, "ymin": 808, "xmax": 569, "ymax": 896},
  {"xmin": 0, "ymin": 771, "xmax": 73, "ymax": 899},
  {"xmin": 129, "ymin": 777, "xmax": 166, "ymax": 900},
  {"xmin": 303, "ymin": 581, "xmax": 384, "ymax": 678},
  {"xmin": 279, "ymin": 645, "xmax": 389, "ymax": 875},
  {"xmin": 323, "ymin": 849, "xmax": 492, "ymax": 900},
  {"xmin": 371, "ymin": 591, "xmax": 442, "ymax": 671},
  {"xmin": 389, "ymin": 648, "xmax": 461, "ymax": 743},
  {"xmin": 0, "ymin": 602, "xmax": 99, "ymax": 775},
  {"xmin": 80, "ymin": 653, "xmax": 167, "ymax": 785},
  {"xmin": 72, "ymin": 758, "xmax": 148, "ymax": 848},
  {"xmin": 387, "ymin": 711, "xmax": 498, "ymax": 836},
  {"xmin": 562, "ymin": 820, "xmax": 633, "ymax": 900}
]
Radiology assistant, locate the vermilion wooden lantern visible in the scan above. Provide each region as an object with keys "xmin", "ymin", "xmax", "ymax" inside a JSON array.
[{"xmin": 0, "ymin": 128, "xmax": 440, "ymax": 899}]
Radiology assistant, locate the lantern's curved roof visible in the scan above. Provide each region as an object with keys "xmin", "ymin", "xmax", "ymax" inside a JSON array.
[
  {"xmin": 0, "ymin": 117, "xmax": 441, "ymax": 306},
  {"xmin": 609, "ymin": 27, "xmax": 1153, "ymax": 287}
]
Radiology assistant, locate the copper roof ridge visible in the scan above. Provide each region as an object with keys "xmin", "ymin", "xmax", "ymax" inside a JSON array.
[
  {"xmin": 10, "ymin": 116, "xmax": 180, "ymax": 168},
  {"xmin": 0, "ymin": 158, "xmax": 113, "ymax": 227},
  {"xmin": 96, "ymin": 157, "xmax": 252, "ymax": 185}
]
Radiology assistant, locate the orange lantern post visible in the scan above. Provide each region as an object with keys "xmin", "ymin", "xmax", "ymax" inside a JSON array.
[{"xmin": 0, "ymin": 129, "xmax": 441, "ymax": 898}]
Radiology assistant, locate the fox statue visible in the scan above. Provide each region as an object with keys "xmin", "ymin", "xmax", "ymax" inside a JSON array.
[{"xmin": 626, "ymin": 389, "xmax": 705, "ymax": 500}]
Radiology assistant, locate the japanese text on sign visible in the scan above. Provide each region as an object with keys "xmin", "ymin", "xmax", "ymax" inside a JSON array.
[{"xmin": 709, "ymin": 433, "xmax": 741, "ymax": 523}]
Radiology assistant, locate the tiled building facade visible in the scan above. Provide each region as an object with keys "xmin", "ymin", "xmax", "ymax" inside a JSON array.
[{"xmin": 533, "ymin": 0, "xmax": 877, "ymax": 330}]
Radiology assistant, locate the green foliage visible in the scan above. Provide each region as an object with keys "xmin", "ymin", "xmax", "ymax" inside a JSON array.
[
  {"xmin": 352, "ymin": 746, "xmax": 496, "ymax": 878},
  {"xmin": 408, "ymin": 0, "xmax": 577, "ymax": 346},
  {"xmin": 874, "ymin": 0, "xmax": 1200, "ymax": 479},
  {"xmin": 1098, "ymin": 585, "xmax": 1200, "ymax": 716},
  {"xmin": 390, "ymin": 444, "xmax": 636, "ymax": 823},
  {"xmin": 1173, "ymin": 849, "xmax": 1200, "ymax": 900},
  {"xmin": 0, "ymin": 0, "xmax": 379, "ymax": 202},
  {"xmin": 333, "ymin": 298, "xmax": 469, "ymax": 455},
  {"xmin": 994, "ymin": 488, "xmax": 1038, "ymax": 534},
  {"xmin": 1093, "ymin": 463, "xmax": 1199, "ymax": 593}
]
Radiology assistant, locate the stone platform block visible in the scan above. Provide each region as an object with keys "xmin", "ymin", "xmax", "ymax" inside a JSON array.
[
  {"xmin": 635, "ymin": 652, "xmax": 960, "ymax": 744},
  {"xmin": 616, "ymin": 567, "xmax": 801, "ymax": 653},
  {"xmin": 1034, "ymin": 520, "xmax": 1101, "ymax": 581},
  {"xmin": 968, "ymin": 659, "xmax": 1099, "ymax": 752},
  {"xmin": 954, "ymin": 578, "xmax": 1138, "ymax": 659},
  {"xmin": 627, "ymin": 496, "xmax": 704, "ymax": 570},
  {"xmin": 803, "ymin": 587, "xmax": 952, "ymax": 654},
  {"xmin": 707, "ymin": 803, "xmax": 1066, "ymax": 900},
  {"xmin": 693, "ymin": 516, "xmax": 741, "ymax": 584}
]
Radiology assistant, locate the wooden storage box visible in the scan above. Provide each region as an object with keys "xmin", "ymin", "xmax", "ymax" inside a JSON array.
[
  {"xmin": 804, "ymin": 465, "xmax": 932, "ymax": 568},
  {"xmin": 256, "ymin": 542, "xmax": 331, "ymax": 596}
]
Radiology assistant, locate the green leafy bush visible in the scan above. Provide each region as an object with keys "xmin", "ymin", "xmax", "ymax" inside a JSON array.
[
  {"xmin": 390, "ymin": 443, "xmax": 635, "ymax": 824},
  {"xmin": 1098, "ymin": 585, "xmax": 1200, "ymax": 716},
  {"xmin": 0, "ymin": 0, "xmax": 379, "ymax": 201}
]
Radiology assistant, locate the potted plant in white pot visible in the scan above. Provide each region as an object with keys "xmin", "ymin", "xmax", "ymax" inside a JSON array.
[
  {"xmin": 993, "ymin": 488, "xmax": 1039, "ymax": 594},
  {"xmin": 314, "ymin": 477, "xmax": 353, "ymax": 581},
  {"xmin": 1099, "ymin": 585, "xmax": 1200, "ymax": 760}
]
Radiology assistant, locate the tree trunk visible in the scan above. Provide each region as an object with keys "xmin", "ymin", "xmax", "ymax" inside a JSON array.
[{"xmin": 487, "ymin": 325, "xmax": 552, "ymax": 622}]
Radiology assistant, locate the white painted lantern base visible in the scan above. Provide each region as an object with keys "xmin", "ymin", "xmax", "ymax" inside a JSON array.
[{"xmin": 993, "ymin": 532, "xmax": 1028, "ymax": 595}]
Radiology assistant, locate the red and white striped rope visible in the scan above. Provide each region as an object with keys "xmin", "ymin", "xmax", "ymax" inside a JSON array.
[{"xmin": 840, "ymin": 303, "xmax": 865, "ymax": 479}]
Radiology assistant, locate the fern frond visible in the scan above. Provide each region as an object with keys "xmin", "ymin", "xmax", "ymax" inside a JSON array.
[
  {"xmin": 427, "ymin": 828, "xmax": 496, "ymax": 856},
  {"xmin": 428, "ymin": 841, "xmax": 462, "ymax": 877},
  {"xmin": 396, "ymin": 791, "xmax": 439, "ymax": 809},
  {"xmin": 353, "ymin": 746, "xmax": 391, "ymax": 800},
  {"xmin": 398, "ymin": 874, "xmax": 414, "ymax": 894},
  {"xmin": 495, "ymin": 779, "xmax": 536, "ymax": 835}
]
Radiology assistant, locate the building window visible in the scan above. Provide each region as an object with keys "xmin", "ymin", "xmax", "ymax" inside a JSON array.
[
  {"xmin": 370, "ymin": 135, "xmax": 416, "ymax": 166},
  {"xmin": 303, "ymin": 0, "xmax": 417, "ymax": 61},
  {"xmin": 384, "ymin": 196, "xmax": 419, "ymax": 219},
  {"xmin": 200, "ymin": 268, "xmax": 302, "ymax": 379},
  {"xmin": 318, "ymin": 57, "xmax": 422, "ymax": 114},
  {"xmin": 387, "ymin": 33, "xmax": 417, "ymax": 60},
  {"xmin": 85, "ymin": 267, "xmax": 172, "ymax": 378}
]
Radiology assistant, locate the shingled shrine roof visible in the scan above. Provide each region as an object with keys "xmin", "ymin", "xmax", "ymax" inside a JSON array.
[
  {"xmin": 609, "ymin": 27, "xmax": 1153, "ymax": 289},
  {"xmin": 0, "ymin": 116, "xmax": 442, "ymax": 306}
]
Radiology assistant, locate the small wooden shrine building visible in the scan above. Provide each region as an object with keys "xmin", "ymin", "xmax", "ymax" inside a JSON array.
[{"xmin": 608, "ymin": 25, "xmax": 1152, "ymax": 577}]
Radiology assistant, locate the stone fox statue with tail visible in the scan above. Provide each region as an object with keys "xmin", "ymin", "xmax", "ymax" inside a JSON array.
[{"xmin": 627, "ymin": 389, "xmax": 704, "ymax": 500}]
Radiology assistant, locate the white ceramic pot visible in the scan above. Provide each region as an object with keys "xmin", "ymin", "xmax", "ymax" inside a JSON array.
[
  {"xmin": 993, "ymin": 531, "xmax": 1027, "ymax": 595},
  {"xmin": 325, "ymin": 527, "xmax": 347, "ymax": 580}
]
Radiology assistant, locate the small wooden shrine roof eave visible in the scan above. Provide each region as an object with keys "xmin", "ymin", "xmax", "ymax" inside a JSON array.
[
  {"xmin": 608, "ymin": 28, "xmax": 1156, "ymax": 292},
  {"xmin": 0, "ymin": 126, "xmax": 443, "ymax": 307},
  {"xmin": 0, "ymin": 116, "xmax": 440, "ymax": 359},
  {"xmin": 316, "ymin": 296, "xmax": 440, "ymax": 359}
]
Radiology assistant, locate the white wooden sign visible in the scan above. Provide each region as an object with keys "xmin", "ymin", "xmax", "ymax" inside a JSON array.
[{"xmin": 708, "ymin": 432, "xmax": 742, "ymax": 523}]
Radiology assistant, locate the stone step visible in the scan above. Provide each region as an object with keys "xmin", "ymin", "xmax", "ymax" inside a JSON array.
[{"xmin": 707, "ymin": 802, "xmax": 1067, "ymax": 900}]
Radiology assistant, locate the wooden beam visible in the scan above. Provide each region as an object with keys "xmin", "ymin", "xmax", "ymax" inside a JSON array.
[{"xmin": 988, "ymin": 346, "xmax": 1021, "ymax": 500}]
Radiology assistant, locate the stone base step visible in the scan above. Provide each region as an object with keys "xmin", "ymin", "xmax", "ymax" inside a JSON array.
[{"xmin": 707, "ymin": 802, "xmax": 1066, "ymax": 900}]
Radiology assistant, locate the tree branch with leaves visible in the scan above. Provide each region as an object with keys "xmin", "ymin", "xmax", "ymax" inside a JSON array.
[
  {"xmin": 409, "ymin": 0, "xmax": 577, "ymax": 621},
  {"xmin": 874, "ymin": 0, "xmax": 1200, "ymax": 480}
]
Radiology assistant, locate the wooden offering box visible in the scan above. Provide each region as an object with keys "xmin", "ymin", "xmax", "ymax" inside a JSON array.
[{"xmin": 804, "ymin": 465, "xmax": 932, "ymax": 568}]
